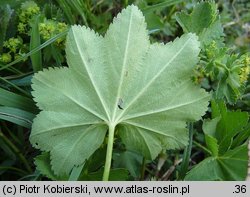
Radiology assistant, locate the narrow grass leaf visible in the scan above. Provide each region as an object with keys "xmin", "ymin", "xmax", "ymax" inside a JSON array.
[
  {"xmin": 0, "ymin": 5, "xmax": 13, "ymax": 52},
  {"xmin": 142, "ymin": 0, "xmax": 184, "ymax": 13},
  {"xmin": 0, "ymin": 87, "xmax": 36, "ymax": 113},
  {"xmin": 54, "ymin": 0, "xmax": 75, "ymax": 24},
  {"xmin": 0, "ymin": 106, "xmax": 35, "ymax": 128},
  {"xmin": 30, "ymin": 15, "xmax": 42, "ymax": 72}
]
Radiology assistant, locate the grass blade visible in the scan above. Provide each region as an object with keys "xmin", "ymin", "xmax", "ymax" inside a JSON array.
[
  {"xmin": 0, "ymin": 130, "xmax": 32, "ymax": 173},
  {"xmin": 0, "ymin": 5, "xmax": 13, "ymax": 52},
  {"xmin": 7, "ymin": 73, "xmax": 33, "ymax": 87},
  {"xmin": 30, "ymin": 15, "xmax": 42, "ymax": 72},
  {"xmin": 179, "ymin": 122, "xmax": 193, "ymax": 180},
  {"xmin": 142, "ymin": 0, "xmax": 184, "ymax": 13},
  {"xmin": 55, "ymin": 0, "xmax": 75, "ymax": 24},
  {"xmin": 0, "ymin": 106, "xmax": 35, "ymax": 128},
  {"xmin": 68, "ymin": 0, "xmax": 88, "ymax": 25},
  {"xmin": 0, "ymin": 87, "xmax": 36, "ymax": 113},
  {"xmin": 0, "ymin": 76, "xmax": 31, "ymax": 97}
]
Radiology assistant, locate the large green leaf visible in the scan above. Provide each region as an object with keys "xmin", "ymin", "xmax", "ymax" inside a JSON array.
[
  {"xmin": 186, "ymin": 100, "xmax": 249, "ymax": 180},
  {"xmin": 30, "ymin": 5, "xmax": 209, "ymax": 178},
  {"xmin": 211, "ymin": 100, "xmax": 249, "ymax": 154},
  {"xmin": 34, "ymin": 152, "xmax": 67, "ymax": 181},
  {"xmin": 185, "ymin": 145, "xmax": 248, "ymax": 181},
  {"xmin": 113, "ymin": 150, "xmax": 143, "ymax": 178},
  {"xmin": 176, "ymin": 2, "xmax": 224, "ymax": 47},
  {"xmin": 176, "ymin": 2, "xmax": 217, "ymax": 34}
]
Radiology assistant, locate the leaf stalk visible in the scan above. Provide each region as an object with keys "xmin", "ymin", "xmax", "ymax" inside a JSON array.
[{"xmin": 103, "ymin": 123, "xmax": 116, "ymax": 181}]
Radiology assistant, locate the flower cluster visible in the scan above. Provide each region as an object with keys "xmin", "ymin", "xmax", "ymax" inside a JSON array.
[
  {"xmin": 192, "ymin": 65, "xmax": 207, "ymax": 84},
  {"xmin": 239, "ymin": 55, "xmax": 250, "ymax": 84},
  {"xmin": 3, "ymin": 37, "xmax": 23, "ymax": 53},
  {"xmin": 205, "ymin": 41, "xmax": 218, "ymax": 59},
  {"xmin": 0, "ymin": 0, "xmax": 69, "ymax": 65},
  {"xmin": 0, "ymin": 53, "xmax": 12, "ymax": 63},
  {"xmin": 1, "ymin": 37, "xmax": 27, "ymax": 64},
  {"xmin": 39, "ymin": 20, "xmax": 68, "ymax": 46},
  {"xmin": 18, "ymin": 1, "xmax": 40, "ymax": 34}
]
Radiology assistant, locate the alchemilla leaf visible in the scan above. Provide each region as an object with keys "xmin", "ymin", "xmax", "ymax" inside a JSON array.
[
  {"xmin": 30, "ymin": 5, "xmax": 210, "ymax": 177},
  {"xmin": 176, "ymin": 2, "xmax": 224, "ymax": 47}
]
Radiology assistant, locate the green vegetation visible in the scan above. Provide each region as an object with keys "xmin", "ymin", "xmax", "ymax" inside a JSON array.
[{"xmin": 0, "ymin": 0, "xmax": 249, "ymax": 181}]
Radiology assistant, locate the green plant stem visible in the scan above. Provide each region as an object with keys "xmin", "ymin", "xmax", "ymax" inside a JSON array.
[
  {"xmin": 140, "ymin": 157, "xmax": 146, "ymax": 180},
  {"xmin": 0, "ymin": 166, "xmax": 27, "ymax": 175},
  {"xmin": 0, "ymin": 77, "xmax": 31, "ymax": 98},
  {"xmin": 193, "ymin": 140, "xmax": 212, "ymax": 155},
  {"xmin": 214, "ymin": 61, "xmax": 229, "ymax": 72},
  {"xmin": 103, "ymin": 123, "xmax": 115, "ymax": 181},
  {"xmin": 178, "ymin": 122, "xmax": 193, "ymax": 180},
  {"xmin": 0, "ymin": 131, "xmax": 32, "ymax": 173},
  {"xmin": 2, "ymin": 121, "xmax": 21, "ymax": 146}
]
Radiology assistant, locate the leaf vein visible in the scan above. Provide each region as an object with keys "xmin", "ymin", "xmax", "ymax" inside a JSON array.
[{"xmin": 116, "ymin": 36, "xmax": 193, "ymax": 122}]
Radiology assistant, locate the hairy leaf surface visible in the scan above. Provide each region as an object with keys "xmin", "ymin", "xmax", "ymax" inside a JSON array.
[{"xmin": 30, "ymin": 5, "xmax": 210, "ymax": 176}]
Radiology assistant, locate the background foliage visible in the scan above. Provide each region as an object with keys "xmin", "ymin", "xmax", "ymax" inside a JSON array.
[{"xmin": 0, "ymin": 0, "xmax": 249, "ymax": 181}]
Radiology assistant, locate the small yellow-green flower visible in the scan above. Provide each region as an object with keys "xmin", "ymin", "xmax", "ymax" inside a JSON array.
[
  {"xmin": 206, "ymin": 41, "xmax": 218, "ymax": 59},
  {"xmin": 3, "ymin": 37, "xmax": 22, "ymax": 53},
  {"xmin": 39, "ymin": 20, "xmax": 68, "ymax": 47},
  {"xmin": 192, "ymin": 65, "xmax": 206, "ymax": 84},
  {"xmin": 39, "ymin": 20, "xmax": 56, "ymax": 40},
  {"xmin": 0, "ymin": 53, "xmax": 12, "ymax": 63},
  {"xmin": 19, "ymin": 1, "xmax": 40, "ymax": 23},
  {"xmin": 239, "ymin": 55, "xmax": 250, "ymax": 84},
  {"xmin": 243, "ymin": 55, "xmax": 250, "ymax": 65},
  {"xmin": 57, "ymin": 22, "xmax": 68, "ymax": 33},
  {"xmin": 55, "ymin": 23, "xmax": 68, "ymax": 46},
  {"xmin": 17, "ymin": 22, "xmax": 27, "ymax": 33}
]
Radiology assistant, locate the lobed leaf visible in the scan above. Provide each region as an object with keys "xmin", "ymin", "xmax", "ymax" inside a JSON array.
[
  {"xmin": 176, "ymin": 2, "xmax": 224, "ymax": 47},
  {"xmin": 185, "ymin": 145, "xmax": 248, "ymax": 181},
  {"xmin": 30, "ymin": 5, "xmax": 210, "ymax": 176},
  {"xmin": 186, "ymin": 100, "xmax": 249, "ymax": 180}
]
